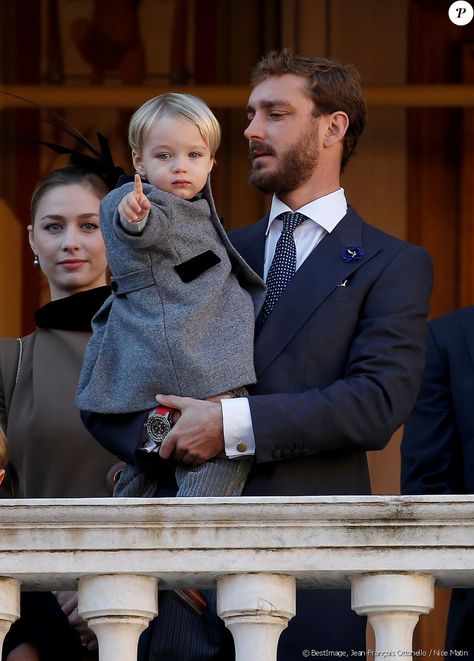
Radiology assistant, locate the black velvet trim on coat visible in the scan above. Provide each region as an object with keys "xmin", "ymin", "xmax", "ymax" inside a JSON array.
[
  {"xmin": 174, "ymin": 250, "xmax": 221, "ymax": 283},
  {"xmin": 34, "ymin": 286, "xmax": 111, "ymax": 332}
]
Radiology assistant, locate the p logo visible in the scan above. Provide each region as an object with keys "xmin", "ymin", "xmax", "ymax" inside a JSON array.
[{"xmin": 449, "ymin": 1, "xmax": 474, "ymax": 25}]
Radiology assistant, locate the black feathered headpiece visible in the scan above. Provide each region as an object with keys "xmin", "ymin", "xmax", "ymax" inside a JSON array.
[{"xmin": 1, "ymin": 91, "xmax": 124, "ymax": 189}]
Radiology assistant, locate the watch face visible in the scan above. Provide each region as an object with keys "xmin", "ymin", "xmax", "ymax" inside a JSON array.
[{"xmin": 145, "ymin": 414, "xmax": 172, "ymax": 444}]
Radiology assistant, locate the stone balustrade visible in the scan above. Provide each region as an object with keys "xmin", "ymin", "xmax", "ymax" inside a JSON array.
[{"xmin": 1, "ymin": 495, "xmax": 473, "ymax": 661}]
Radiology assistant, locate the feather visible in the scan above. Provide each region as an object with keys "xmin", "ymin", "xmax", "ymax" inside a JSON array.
[{"xmin": 1, "ymin": 91, "xmax": 124, "ymax": 188}]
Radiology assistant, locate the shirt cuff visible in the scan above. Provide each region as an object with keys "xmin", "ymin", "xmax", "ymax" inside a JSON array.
[
  {"xmin": 119, "ymin": 210, "xmax": 149, "ymax": 233},
  {"xmin": 221, "ymin": 397, "xmax": 256, "ymax": 458}
]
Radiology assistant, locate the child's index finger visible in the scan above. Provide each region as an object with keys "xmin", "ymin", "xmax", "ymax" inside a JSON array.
[{"xmin": 134, "ymin": 173, "xmax": 144, "ymax": 199}]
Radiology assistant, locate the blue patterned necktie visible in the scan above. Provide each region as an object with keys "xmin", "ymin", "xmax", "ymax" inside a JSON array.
[{"xmin": 261, "ymin": 211, "xmax": 307, "ymax": 324}]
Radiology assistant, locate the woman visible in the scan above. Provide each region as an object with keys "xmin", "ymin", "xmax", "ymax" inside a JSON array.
[{"xmin": 0, "ymin": 165, "xmax": 122, "ymax": 661}]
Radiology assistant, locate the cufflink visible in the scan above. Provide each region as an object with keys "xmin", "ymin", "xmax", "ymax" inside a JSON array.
[{"xmin": 236, "ymin": 442, "xmax": 248, "ymax": 453}]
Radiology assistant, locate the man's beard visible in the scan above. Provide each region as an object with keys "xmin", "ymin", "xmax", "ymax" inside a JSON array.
[{"xmin": 249, "ymin": 123, "xmax": 319, "ymax": 196}]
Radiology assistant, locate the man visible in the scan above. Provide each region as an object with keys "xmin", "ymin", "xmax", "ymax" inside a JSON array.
[
  {"xmin": 154, "ymin": 50, "xmax": 433, "ymax": 656},
  {"xmin": 87, "ymin": 50, "xmax": 433, "ymax": 659},
  {"xmin": 401, "ymin": 307, "xmax": 474, "ymax": 659}
]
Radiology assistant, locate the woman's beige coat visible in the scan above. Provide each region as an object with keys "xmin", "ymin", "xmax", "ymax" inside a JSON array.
[{"xmin": 0, "ymin": 291, "xmax": 120, "ymax": 498}]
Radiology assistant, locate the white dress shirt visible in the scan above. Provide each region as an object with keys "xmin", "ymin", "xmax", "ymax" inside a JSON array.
[{"xmin": 222, "ymin": 188, "xmax": 348, "ymax": 458}]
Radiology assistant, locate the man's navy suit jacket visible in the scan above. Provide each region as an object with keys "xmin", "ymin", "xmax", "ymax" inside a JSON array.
[
  {"xmin": 402, "ymin": 306, "xmax": 474, "ymax": 657},
  {"xmin": 233, "ymin": 205, "xmax": 432, "ymax": 497}
]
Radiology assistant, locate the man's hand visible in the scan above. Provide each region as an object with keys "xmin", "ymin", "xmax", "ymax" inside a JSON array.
[
  {"xmin": 118, "ymin": 173, "xmax": 151, "ymax": 223},
  {"xmin": 157, "ymin": 394, "xmax": 225, "ymax": 465}
]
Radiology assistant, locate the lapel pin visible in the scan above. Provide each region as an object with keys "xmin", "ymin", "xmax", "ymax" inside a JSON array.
[{"xmin": 341, "ymin": 246, "xmax": 364, "ymax": 263}]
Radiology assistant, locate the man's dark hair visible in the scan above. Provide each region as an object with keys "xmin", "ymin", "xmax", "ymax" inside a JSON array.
[{"xmin": 250, "ymin": 49, "xmax": 367, "ymax": 171}]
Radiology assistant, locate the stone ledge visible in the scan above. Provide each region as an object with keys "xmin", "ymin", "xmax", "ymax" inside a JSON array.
[{"xmin": 0, "ymin": 496, "xmax": 474, "ymax": 590}]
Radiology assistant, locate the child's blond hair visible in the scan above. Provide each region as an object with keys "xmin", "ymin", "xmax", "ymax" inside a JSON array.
[{"xmin": 129, "ymin": 93, "xmax": 221, "ymax": 157}]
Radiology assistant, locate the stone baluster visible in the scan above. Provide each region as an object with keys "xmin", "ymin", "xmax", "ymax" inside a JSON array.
[
  {"xmin": 351, "ymin": 573, "xmax": 435, "ymax": 660},
  {"xmin": 78, "ymin": 574, "xmax": 158, "ymax": 661},
  {"xmin": 217, "ymin": 574, "xmax": 296, "ymax": 661},
  {"xmin": 0, "ymin": 578, "xmax": 20, "ymax": 652}
]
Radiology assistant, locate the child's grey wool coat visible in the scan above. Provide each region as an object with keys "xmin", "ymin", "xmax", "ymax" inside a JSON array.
[{"xmin": 77, "ymin": 178, "xmax": 266, "ymax": 414}]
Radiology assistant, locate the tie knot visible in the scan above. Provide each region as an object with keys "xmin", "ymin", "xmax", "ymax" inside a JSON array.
[{"xmin": 278, "ymin": 211, "xmax": 306, "ymax": 234}]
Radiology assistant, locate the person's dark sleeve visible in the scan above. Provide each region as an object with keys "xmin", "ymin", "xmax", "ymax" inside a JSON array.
[
  {"xmin": 80, "ymin": 410, "xmax": 147, "ymax": 466},
  {"xmin": 401, "ymin": 324, "xmax": 462, "ymax": 495},
  {"xmin": 80, "ymin": 410, "xmax": 178, "ymax": 492}
]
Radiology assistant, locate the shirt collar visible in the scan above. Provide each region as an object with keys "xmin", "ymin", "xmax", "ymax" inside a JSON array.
[{"xmin": 266, "ymin": 188, "xmax": 347, "ymax": 235}]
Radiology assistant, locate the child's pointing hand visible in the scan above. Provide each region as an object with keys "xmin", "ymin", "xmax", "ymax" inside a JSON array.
[{"xmin": 118, "ymin": 173, "xmax": 151, "ymax": 223}]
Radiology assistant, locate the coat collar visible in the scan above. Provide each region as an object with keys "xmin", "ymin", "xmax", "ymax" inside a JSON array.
[{"xmin": 35, "ymin": 286, "xmax": 111, "ymax": 332}]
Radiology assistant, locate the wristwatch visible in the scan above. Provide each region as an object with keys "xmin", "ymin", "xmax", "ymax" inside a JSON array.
[{"xmin": 140, "ymin": 406, "xmax": 175, "ymax": 453}]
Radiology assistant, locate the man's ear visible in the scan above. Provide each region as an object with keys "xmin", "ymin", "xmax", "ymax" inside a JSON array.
[
  {"xmin": 323, "ymin": 111, "xmax": 349, "ymax": 148},
  {"xmin": 132, "ymin": 151, "xmax": 146, "ymax": 177}
]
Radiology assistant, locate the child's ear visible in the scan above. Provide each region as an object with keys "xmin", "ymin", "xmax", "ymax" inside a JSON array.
[
  {"xmin": 132, "ymin": 151, "xmax": 146, "ymax": 177},
  {"xmin": 0, "ymin": 469, "xmax": 5, "ymax": 485},
  {"xmin": 208, "ymin": 157, "xmax": 216, "ymax": 174}
]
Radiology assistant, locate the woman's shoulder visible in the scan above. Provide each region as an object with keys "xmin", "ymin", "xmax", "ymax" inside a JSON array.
[
  {"xmin": 0, "ymin": 338, "xmax": 20, "ymax": 383},
  {"xmin": 0, "ymin": 333, "xmax": 36, "ymax": 423},
  {"xmin": 0, "ymin": 333, "xmax": 36, "ymax": 382},
  {"xmin": 0, "ymin": 332, "xmax": 35, "ymax": 357},
  {"xmin": 0, "ymin": 337, "xmax": 19, "ymax": 353}
]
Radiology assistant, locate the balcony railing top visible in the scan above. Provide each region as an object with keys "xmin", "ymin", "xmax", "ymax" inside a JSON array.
[{"xmin": 1, "ymin": 495, "xmax": 474, "ymax": 591}]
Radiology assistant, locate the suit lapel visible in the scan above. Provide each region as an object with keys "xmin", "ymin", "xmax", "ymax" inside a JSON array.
[
  {"xmin": 230, "ymin": 217, "xmax": 267, "ymax": 278},
  {"xmin": 253, "ymin": 207, "xmax": 381, "ymax": 376}
]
